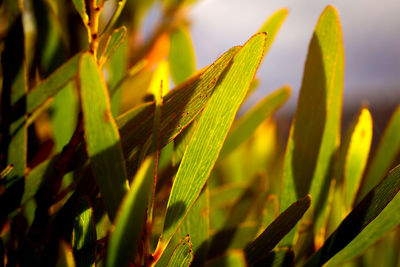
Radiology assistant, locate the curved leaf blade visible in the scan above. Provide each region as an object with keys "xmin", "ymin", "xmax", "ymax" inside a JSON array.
[
  {"xmin": 166, "ymin": 236, "xmax": 193, "ymax": 267},
  {"xmin": 159, "ymin": 33, "xmax": 266, "ymax": 249},
  {"xmin": 304, "ymin": 164, "xmax": 400, "ymax": 267},
  {"xmin": 279, "ymin": 5, "xmax": 344, "ymax": 245},
  {"xmin": 99, "ymin": 26, "xmax": 127, "ymax": 67},
  {"xmin": 219, "ymin": 86, "xmax": 290, "ymax": 159},
  {"xmin": 169, "ymin": 25, "xmax": 196, "ymax": 85},
  {"xmin": 79, "ymin": 53, "xmax": 128, "ymax": 220},
  {"xmin": 358, "ymin": 104, "xmax": 400, "ymax": 201},
  {"xmin": 105, "ymin": 158, "xmax": 152, "ymax": 267},
  {"xmin": 245, "ymin": 195, "xmax": 311, "ymax": 265}
]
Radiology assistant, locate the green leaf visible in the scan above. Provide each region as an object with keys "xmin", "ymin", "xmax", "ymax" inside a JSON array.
[
  {"xmin": 27, "ymin": 53, "xmax": 81, "ymax": 114},
  {"xmin": 159, "ymin": 33, "xmax": 266, "ymax": 249},
  {"xmin": 166, "ymin": 236, "xmax": 194, "ymax": 267},
  {"xmin": 72, "ymin": 198, "xmax": 96, "ymax": 267},
  {"xmin": 169, "ymin": 25, "xmax": 196, "ymax": 85},
  {"xmin": 16, "ymin": 46, "xmax": 239, "ymax": 209},
  {"xmin": 304, "ymin": 164, "xmax": 400, "ymax": 267},
  {"xmin": 219, "ymin": 86, "xmax": 290, "ymax": 159},
  {"xmin": 79, "ymin": 53, "xmax": 128, "ymax": 220},
  {"xmin": 358, "ymin": 104, "xmax": 400, "ymax": 201},
  {"xmin": 50, "ymin": 81, "xmax": 79, "ymax": 152},
  {"xmin": 105, "ymin": 158, "xmax": 152, "ymax": 267},
  {"xmin": 117, "ymin": 46, "xmax": 240, "ymax": 172},
  {"xmin": 1, "ymin": 15, "xmax": 27, "ymax": 185},
  {"xmin": 72, "ymin": 0, "xmax": 89, "ymax": 24},
  {"xmin": 258, "ymin": 8, "xmax": 289, "ymax": 57},
  {"xmin": 205, "ymin": 250, "xmax": 247, "ymax": 267},
  {"xmin": 99, "ymin": 26, "xmax": 127, "ymax": 67},
  {"xmin": 342, "ymin": 108, "xmax": 373, "ymax": 210},
  {"xmin": 245, "ymin": 195, "xmax": 311, "ymax": 265},
  {"xmin": 279, "ymin": 5, "xmax": 344, "ymax": 245}
]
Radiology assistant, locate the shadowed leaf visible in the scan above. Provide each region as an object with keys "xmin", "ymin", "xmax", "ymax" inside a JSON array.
[
  {"xmin": 305, "ymin": 165, "xmax": 400, "ymax": 267},
  {"xmin": 280, "ymin": 5, "xmax": 344, "ymax": 245},
  {"xmin": 245, "ymin": 195, "xmax": 311, "ymax": 265},
  {"xmin": 79, "ymin": 53, "xmax": 128, "ymax": 220},
  {"xmin": 105, "ymin": 158, "xmax": 152, "ymax": 267},
  {"xmin": 72, "ymin": 198, "xmax": 96, "ymax": 267}
]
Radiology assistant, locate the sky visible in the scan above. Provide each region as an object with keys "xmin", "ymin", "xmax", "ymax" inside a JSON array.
[{"xmin": 188, "ymin": 0, "xmax": 400, "ymax": 113}]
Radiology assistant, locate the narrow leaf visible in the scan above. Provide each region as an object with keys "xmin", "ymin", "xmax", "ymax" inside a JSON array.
[
  {"xmin": 169, "ymin": 25, "xmax": 196, "ymax": 85},
  {"xmin": 72, "ymin": 198, "xmax": 96, "ymax": 267},
  {"xmin": 219, "ymin": 86, "xmax": 290, "ymax": 159},
  {"xmin": 16, "ymin": 46, "xmax": 239, "ymax": 208},
  {"xmin": 304, "ymin": 164, "xmax": 400, "ymax": 267},
  {"xmin": 99, "ymin": 26, "xmax": 127, "ymax": 67},
  {"xmin": 105, "ymin": 158, "xmax": 152, "ymax": 267},
  {"xmin": 27, "ymin": 53, "xmax": 81, "ymax": 114},
  {"xmin": 167, "ymin": 236, "xmax": 194, "ymax": 267},
  {"xmin": 160, "ymin": 33, "xmax": 266, "ymax": 249},
  {"xmin": 245, "ymin": 195, "xmax": 311, "ymax": 265},
  {"xmin": 358, "ymin": 104, "xmax": 400, "ymax": 201},
  {"xmin": 1, "ymin": 15, "xmax": 27, "ymax": 185},
  {"xmin": 79, "ymin": 53, "xmax": 128, "ymax": 220},
  {"xmin": 258, "ymin": 8, "xmax": 289, "ymax": 57},
  {"xmin": 280, "ymin": 5, "xmax": 344, "ymax": 245},
  {"xmin": 343, "ymin": 108, "xmax": 372, "ymax": 210}
]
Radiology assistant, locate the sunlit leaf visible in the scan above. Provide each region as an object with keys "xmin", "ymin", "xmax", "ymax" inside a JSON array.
[
  {"xmin": 280, "ymin": 5, "xmax": 344, "ymax": 246},
  {"xmin": 258, "ymin": 8, "xmax": 289, "ymax": 58},
  {"xmin": 159, "ymin": 33, "xmax": 266, "ymax": 250},
  {"xmin": 79, "ymin": 53, "xmax": 128, "ymax": 220},
  {"xmin": 56, "ymin": 240, "xmax": 76, "ymax": 267},
  {"xmin": 99, "ymin": 26, "xmax": 127, "ymax": 67},
  {"xmin": 358, "ymin": 104, "xmax": 400, "ymax": 201},
  {"xmin": 219, "ymin": 86, "xmax": 290, "ymax": 159},
  {"xmin": 304, "ymin": 165, "xmax": 400, "ymax": 266},
  {"xmin": 169, "ymin": 25, "xmax": 196, "ymax": 85},
  {"xmin": 166, "ymin": 236, "xmax": 193, "ymax": 267},
  {"xmin": 105, "ymin": 158, "xmax": 152, "ymax": 267},
  {"xmin": 343, "ymin": 108, "xmax": 372, "ymax": 210}
]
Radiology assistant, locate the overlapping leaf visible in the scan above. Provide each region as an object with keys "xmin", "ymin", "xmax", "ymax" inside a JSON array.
[{"xmin": 159, "ymin": 33, "xmax": 266, "ymax": 251}]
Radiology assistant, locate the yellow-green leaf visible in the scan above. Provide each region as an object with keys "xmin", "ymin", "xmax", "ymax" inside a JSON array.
[
  {"xmin": 99, "ymin": 26, "xmax": 127, "ymax": 67},
  {"xmin": 343, "ymin": 108, "xmax": 372, "ymax": 210},
  {"xmin": 219, "ymin": 86, "xmax": 290, "ymax": 159},
  {"xmin": 166, "ymin": 236, "xmax": 193, "ymax": 267},
  {"xmin": 258, "ymin": 8, "xmax": 289, "ymax": 58},
  {"xmin": 159, "ymin": 33, "xmax": 266, "ymax": 250},
  {"xmin": 358, "ymin": 104, "xmax": 400, "ymax": 201},
  {"xmin": 205, "ymin": 250, "xmax": 247, "ymax": 267},
  {"xmin": 169, "ymin": 25, "xmax": 196, "ymax": 85},
  {"xmin": 279, "ymin": 5, "xmax": 344, "ymax": 245},
  {"xmin": 79, "ymin": 53, "xmax": 128, "ymax": 220},
  {"xmin": 105, "ymin": 158, "xmax": 152, "ymax": 267},
  {"xmin": 304, "ymin": 165, "xmax": 400, "ymax": 267}
]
